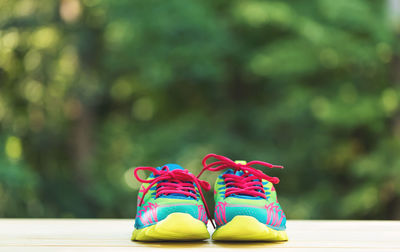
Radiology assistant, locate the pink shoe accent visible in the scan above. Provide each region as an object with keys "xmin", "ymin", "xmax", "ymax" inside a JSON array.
[
  {"xmin": 137, "ymin": 185, "xmax": 147, "ymax": 206},
  {"xmin": 265, "ymin": 203, "xmax": 284, "ymax": 227},
  {"xmin": 197, "ymin": 205, "xmax": 207, "ymax": 223},
  {"xmin": 215, "ymin": 202, "xmax": 228, "ymax": 226},
  {"xmin": 150, "ymin": 202, "xmax": 158, "ymax": 222},
  {"xmin": 137, "ymin": 202, "xmax": 158, "ymax": 225}
]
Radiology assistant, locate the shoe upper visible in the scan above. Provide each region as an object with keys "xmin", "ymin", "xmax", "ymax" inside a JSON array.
[
  {"xmin": 134, "ymin": 164, "xmax": 209, "ymax": 230},
  {"xmin": 199, "ymin": 154, "xmax": 287, "ymax": 231},
  {"xmin": 214, "ymin": 169, "xmax": 287, "ymax": 231}
]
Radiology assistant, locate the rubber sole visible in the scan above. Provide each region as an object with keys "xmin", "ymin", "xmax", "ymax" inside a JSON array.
[
  {"xmin": 131, "ymin": 212, "xmax": 210, "ymax": 241},
  {"xmin": 212, "ymin": 215, "xmax": 288, "ymax": 241}
]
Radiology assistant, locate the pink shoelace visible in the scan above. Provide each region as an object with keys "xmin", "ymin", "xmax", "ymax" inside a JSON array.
[
  {"xmin": 198, "ymin": 154, "xmax": 284, "ymax": 199},
  {"xmin": 134, "ymin": 165, "xmax": 214, "ymax": 226}
]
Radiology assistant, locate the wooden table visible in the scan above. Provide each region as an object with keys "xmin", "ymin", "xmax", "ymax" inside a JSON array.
[{"xmin": 0, "ymin": 219, "xmax": 399, "ymax": 251}]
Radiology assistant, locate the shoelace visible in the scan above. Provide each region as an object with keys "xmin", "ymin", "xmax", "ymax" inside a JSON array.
[
  {"xmin": 134, "ymin": 165, "xmax": 215, "ymax": 227},
  {"xmin": 198, "ymin": 154, "xmax": 283, "ymax": 199}
]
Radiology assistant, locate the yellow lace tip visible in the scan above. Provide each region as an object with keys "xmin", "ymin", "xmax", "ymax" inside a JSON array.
[{"xmin": 234, "ymin": 160, "xmax": 247, "ymax": 165}]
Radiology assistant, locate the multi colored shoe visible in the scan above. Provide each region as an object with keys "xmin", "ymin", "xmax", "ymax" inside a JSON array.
[
  {"xmin": 198, "ymin": 154, "xmax": 288, "ymax": 241},
  {"xmin": 131, "ymin": 164, "xmax": 212, "ymax": 241}
]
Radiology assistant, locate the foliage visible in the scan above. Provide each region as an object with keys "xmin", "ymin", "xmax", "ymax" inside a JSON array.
[{"xmin": 0, "ymin": 0, "xmax": 399, "ymax": 219}]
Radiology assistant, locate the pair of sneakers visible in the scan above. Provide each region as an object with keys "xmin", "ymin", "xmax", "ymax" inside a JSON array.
[{"xmin": 131, "ymin": 154, "xmax": 288, "ymax": 241}]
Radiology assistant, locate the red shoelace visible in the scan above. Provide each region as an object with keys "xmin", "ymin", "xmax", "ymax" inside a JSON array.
[
  {"xmin": 134, "ymin": 165, "xmax": 214, "ymax": 226},
  {"xmin": 198, "ymin": 154, "xmax": 284, "ymax": 199}
]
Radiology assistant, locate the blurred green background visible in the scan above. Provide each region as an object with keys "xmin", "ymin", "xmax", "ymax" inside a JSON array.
[{"xmin": 1, "ymin": 0, "xmax": 400, "ymax": 220}]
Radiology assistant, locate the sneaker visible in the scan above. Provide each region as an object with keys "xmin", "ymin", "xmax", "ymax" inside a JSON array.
[
  {"xmin": 131, "ymin": 164, "xmax": 212, "ymax": 241},
  {"xmin": 198, "ymin": 154, "xmax": 288, "ymax": 241}
]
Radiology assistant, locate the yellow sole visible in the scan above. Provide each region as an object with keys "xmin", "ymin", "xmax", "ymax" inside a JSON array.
[
  {"xmin": 131, "ymin": 212, "xmax": 210, "ymax": 241},
  {"xmin": 212, "ymin": 215, "xmax": 288, "ymax": 241}
]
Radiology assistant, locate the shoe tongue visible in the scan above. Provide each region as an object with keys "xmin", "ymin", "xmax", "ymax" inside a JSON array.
[
  {"xmin": 234, "ymin": 161, "xmax": 246, "ymax": 176},
  {"xmin": 157, "ymin": 163, "xmax": 184, "ymax": 171},
  {"xmin": 155, "ymin": 164, "xmax": 193, "ymax": 199},
  {"xmin": 224, "ymin": 169, "xmax": 263, "ymax": 199},
  {"xmin": 225, "ymin": 169, "xmax": 244, "ymax": 176}
]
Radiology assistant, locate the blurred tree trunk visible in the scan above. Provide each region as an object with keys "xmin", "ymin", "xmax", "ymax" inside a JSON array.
[
  {"xmin": 70, "ymin": 103, "xmax": 94, "ymax": 189},
  {"xmin": 62, "ymin": 0, "xmax": 105, "ymax": 211}
]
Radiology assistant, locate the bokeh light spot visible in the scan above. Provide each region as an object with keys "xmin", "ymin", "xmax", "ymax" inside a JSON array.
[
  {"xmin": 234, "ymin": 1, "xmax": 292, "ymax": 27},
  {"xmin": 14, "ymin": 0, "xmax": 35, "ymax": 17},
  {"xmin": 311, "ymin": 97, "xmax": 331, "ymax": 120},
  {"xmin": 24, "ymin": 50, "xmax": 42, "ymax": 71},
  {"xmin": 24, "ymin": 80, "xmax": 43, "ymax": 103},
  {"xmin": 32, "ymin": 27, "xmax": 59, "ymax": 49},
  {"xmin": 58, "ymin": 46, "xmax": 79, "ymax": 76},
  {"xmin": 5, "ymin": 136, "xmax": 22, "ymax": 161},
  {"xmin": 2, "ymin": 30, "xmax": 20, "ymax": 50},
  {"xmin": 123, "ymin": 167, "xmax": 140, "ymax": 189},
  {"xmin": 381, "ymin": 88, "xmax": 398, "ymax": 114},
  {"xmin": 104, "ymin": 21, "xmax": 136, "ymax": 48},
  {"xmin": 110, "ymin": 78, "xmax": 134, "ymax": 101},
  {"xmin": 60, "ymin": 0, "xmax": 82, "ymax": 23},
  {"xmin": 235, "ymin": 2, "xmax": 269, "ymax": 26},
  {"xmin": 132, "ymin": 98, "xmax": 155, "ymax": 121}
]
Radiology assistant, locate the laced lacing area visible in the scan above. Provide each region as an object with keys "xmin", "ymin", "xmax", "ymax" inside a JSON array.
[
  {"xmin": 133, "ymin": 165, "xmax": 214, "ymax": 226},
  {"xmin": 198, "ymin": 154, "xmax": 283, "ymax": 199}
]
